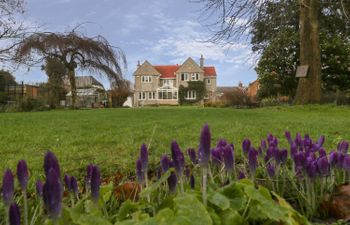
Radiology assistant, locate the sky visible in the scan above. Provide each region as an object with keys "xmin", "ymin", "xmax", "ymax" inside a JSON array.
[{"xmin": 12, "ymin": 0, "xmax": 258, "ymax": 88}]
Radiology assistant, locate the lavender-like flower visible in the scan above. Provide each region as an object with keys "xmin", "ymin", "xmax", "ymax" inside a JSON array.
[
  {"xmin": 242, "ymin": 139, "xmax": 251, "ymax": 155},
  {"xmin": 217, "ymin": 139, "xmax": 228, "ymax": 148},
  {"xmin": 171, "ymin": 141, "xmax": 185, "ymax": 176},
  {"xmin": 140, "ymin": 144, "xmax": 149, "ymax": 171},
  {"xmin": 248, "ymin": 148, "xmax": 258, "ymax": 175},
  {"xmin": 223, "ymin": 145, "xmax": 234, "ymax": 173},
  {"xmin": 187, "ymin": 148, "xmax": 197, "ymax": 164},
  {"xmin": 211, "ymin": 148, "xmax": 222, "ymax": 166},
  {"xmin": 36, "ymin": 180, "xmax": 43, "ymax": 198},
  {"xmin": 318, "ymin": 148, "xmax": 326, "ymax": 157},
  {"xmin": 317, "ymin": 156, "xmax": 330, "ymax": 176},
  {"xmin": 190, "ymin": 175, "xmax": 195, "ymax": 189},
  {"xmin": 44, "ymin": 151, "xmax": 61, "ymax": 178},
  {"xmin": 277, "ymin": 149, "xmax": 288, "ymax": 165},
  {"xmin": 9, "ymin": 203, "xmax": 21, "ymax": 225},
  {"xmin": 329, "ymin": 151, "xmax": 338, "ymax": 167},
  {"xmin": 343, "ymin": 155, "xmax": 350, "ymax": 173},
  {"xmin": 198, "ymin": 124, "xmax": 211, "ymax": 168},
  {"xmin": 338, "ymin": 141, "xmax": 349, "ymax": 153},
  {"xmin": 185, "ymin": 166, "xmax": 191, "ymax": 178},
  {"xmin": 305, "ymin": 160, "xmax": 317, "ymax": 180},
  {"xmin": 64, "ymin": 174, "xmax": 71, "ymax": 191},
  {"xmin": 160, "ymin": 155, "xmax": 171, "ymax": 173},
  {"xmin": 43, "ymin": 168, "xmax": 62, "ymax": 221},
  {"xmin": 91, "ymin": 165, "xmax": 101, "ymax": 203},
  {"xmin": 136, "ymin": 159, "xmax": 144, "ymax": 184},
  {"xmin": 295, "ymin": 133, "xmax": 302, "ymax": 146},
  {"xmin": 290, "ymin": 142, "xmax": 297, "ymax": 159},
  {"xmin": 267, "ymin": 163, "xmax": 275, "ymax": 178},
  {"xmin": 168, "ymin": 172, "xmax": 177, "ymax": 193},
  {"xmin": 17, "ymin": 160, "xmax": 29, "ymax": 191},
  {"xmin": 2, "ymin": 169, "xmax": 14, "ymax": 206},
  {"xmin": 238, "ymin": 170, "xmax": 246, "ymax": 179},
  {"xmin": 70, "ymin": 176, "xmax": 78, "ymax": 195},
  {"xmin": 285, "ymin": 131, "xmax": 293, "ymax": 145},
  {"xmin": 337, "ymin": 153, "xmax": 345, "ymax": 169},
  {"xmin": 316, "ymin": 135, "xmax": 325, "ymax": 149},
  {"xmin": 85, "ymin": 164, "xmax": 94, "ymax": 189}
]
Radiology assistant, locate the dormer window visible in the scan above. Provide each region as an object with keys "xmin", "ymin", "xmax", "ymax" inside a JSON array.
[
  {"xmin": 142, "ymin": 76, "xmax": 152, "ymax": 83},
  {"xmin": 181, "ymin": 73, "xmax": 189, "ymax": 81}
]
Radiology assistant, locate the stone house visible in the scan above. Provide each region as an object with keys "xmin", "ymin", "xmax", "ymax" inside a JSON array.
[
  {"xmin": 247, "ymin": 79, "xmax": 260, "ymax": 101},
  {"xmin": 133, "ymin": 55, "xmax": 217, "ymax": 106}
]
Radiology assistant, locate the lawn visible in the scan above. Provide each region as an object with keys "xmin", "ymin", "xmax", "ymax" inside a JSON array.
[{"xmin": 0, "ymin": 105, "xmax": 349, "ymax": 179}]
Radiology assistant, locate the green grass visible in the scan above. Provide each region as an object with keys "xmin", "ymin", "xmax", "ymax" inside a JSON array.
[{"xmin": 0, "ymin": 105, "xmax": 349, "ymax": 179}]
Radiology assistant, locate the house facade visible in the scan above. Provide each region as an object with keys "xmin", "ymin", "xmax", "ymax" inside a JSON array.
[{"xmin": 133, "ymin": 56, "xmax": 217, "ymax": 106}]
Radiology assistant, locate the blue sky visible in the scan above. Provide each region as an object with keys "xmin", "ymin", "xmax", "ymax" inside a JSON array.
[{"xmin": 13, "ymin": 0, "xmax": 258, "ymax": 88}]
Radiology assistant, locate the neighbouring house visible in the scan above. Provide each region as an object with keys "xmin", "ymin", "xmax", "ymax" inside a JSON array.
[
  {"xmin": 5, "ymin": 82, "xmax": 39, "ymax": 100},
  {"xmin": 133, "ymin": 55, "xmax": 217, "ymax": 106},
  {"xmin": 247, "ymin": 79, "xmax": 260, "ymax": 101},
  {"xmin": 216, "ymin": 82, "xmax": 246, "ymax": 98},
  {"xmin": 65, "ymin": 76, "xmax": 107, "ymax": 108}
]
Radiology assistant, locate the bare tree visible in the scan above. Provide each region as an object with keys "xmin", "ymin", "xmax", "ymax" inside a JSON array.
[
  {"xmin": 0, "ymin": 0, "xmax": 30, "ymax": 61},
  {"xmin": 14, "ymin": 31, "xmax": 127, "ymax": 107},
  {"xmin": 195, "ymin": 0, "xmax": 348, "ymax": 104}
]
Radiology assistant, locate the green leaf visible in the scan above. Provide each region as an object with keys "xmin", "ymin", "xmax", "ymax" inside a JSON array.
[
  {"xmin": 155, "ymin": 208, "xmax": 175, "ymax": 225},
  {"xmin": 76, "ymin": 215, "xmax": 112, "ymax": 225},
  {"xmin": 220, "ymin": 209, "xmax": 246, "ymax": 225},
  {"xmin": 117, "ymin": 200, "xmax": 139, "ymax": 221},
  {"xmin": 172, "ymin": 193, "xmax": 213, "ymax": 225},
  {"xmin": 100, "ymin": 182, "xmax": 114, "ymax": 202},
  {"xmin": 208, "ymin": 192, "xmax": 230, "ymax": 211}
]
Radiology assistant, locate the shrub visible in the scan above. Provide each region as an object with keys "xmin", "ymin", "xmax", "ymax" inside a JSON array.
[{"xmin": 221, "ymin": 88, "xmax": 251, "ymax": 107}]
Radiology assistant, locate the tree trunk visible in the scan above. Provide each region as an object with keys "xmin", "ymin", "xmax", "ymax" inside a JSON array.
[
  {"xmin": 294, "ymin": 0, "xmax": 321, "ymax": 104},
  {"xmin": 67, "ymin": 69, "xmax": 77, "ymax": 108}
]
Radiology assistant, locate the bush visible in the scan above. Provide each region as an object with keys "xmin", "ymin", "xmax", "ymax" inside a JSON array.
[
  {"xmin": 204, "ymin": 100, "xmax": 225, "ymax": 108},
  {"xmin": 221, "ymin": 89, "xmax": 251, "ymax": 107},
  {"xmin": 1, "ymin": 97, "xmax": 49, "ymax": 112}
]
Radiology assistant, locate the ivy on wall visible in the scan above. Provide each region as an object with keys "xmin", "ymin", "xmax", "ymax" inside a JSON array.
[{"xmin": 178, "ymin": 81, "xmax": 206, "ymax": 105}]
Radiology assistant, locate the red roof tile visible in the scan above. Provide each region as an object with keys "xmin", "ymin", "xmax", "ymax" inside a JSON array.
[
  {"xmin": 153, "ymin": 65, "xmax": 217, "ymax": 78},
  {"xmin": 154, "ymin": 65, "xmax": 179, "ymax": 78},
  {"xmin": 203, "ymin": 67, "xmax": 217, "ymax": 77}
]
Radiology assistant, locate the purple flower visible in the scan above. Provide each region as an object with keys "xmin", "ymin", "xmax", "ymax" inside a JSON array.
[
  {"xmin": 70, "ymin": 176, "xmax": 78, "ymax": 195},
  {"xmin": 2, "ymin": 169, "xmax": 14, "ymax": 206},
  {"xmin": 305, "ymin": 160, "xmax": 317, "ymax": 180},
  {"xmin": 198, "ymin": 124, "xmax": 211, "ymax": 168},
  {"xmin": 85, "ymin": 164, "xmax": 94, "ymax": 190},
  {"xmin": 223, "ymin": 145, "xmax": 234, "ymax": 173},
  {"xmin": 343, "ymin": 156, "xmax": 350, "ymax": 173},
  {"xmin": 242, "ymin": 139, "xmax": 251, "ymax": 155},
  {"xmin": 91, "ymin": 165, "xmax": 101, "ymax": 203},
  {"xmin": 43, "ymin": 168, "xmax": 62, "ymax": 220},
  {"xmin": 329, "ymin": 151, "xmax": 338, "ymax": 167},
  {"xmin": 316, "ymin": 135, "xmax": 325, "ymax": 149},
  {"xmin": 319, "ymin": 148, "xmax": 327, "ymax": 157},
  {"xmin": 185, "ymin": 166, "xmax": 191, "ymax": 178},
  {"xmin": 267, "ymin": 163, "xmax": 275, "ymax": 178},
  {"xmin": 9, "ymin": 203, "xmax": 21, "ymax": 225},
  {"xmin": 140, "ymin": 144, "xmax": 149, "ymax": 171},
  {"xmin": 261, "ymin": 140, "xmax": 267, "ymax": 151},
  {"xmin": 44, "ymin": 151, "xmax": 61, "ymax": 178},
  {"xmin": 238, "ymin": 170, "xmax": 246, "ymax": 179},
  {"xmin": 168, "ymin": 172, "xmax": 177, "ymax": 193},
  {"xmin": 285, "ymin": 131, "xmax": 293, "ymax": 145},
  {"xmin": 317, "ymin": 156, "xmax": 330, "ymax": 176},
  {"xmin": 277, "ymin": 149, "xmax": 288, "ymax": 165},
  {"xmin": 64, "ymin": 174, "xmax": 71, "ymax": 191},
  {"xmin": 338, "ymin": 141, "xmax": 349, "ymax": 153},
  {"xmin": 295, "ymin": 133, "xmax": 302, "ymax": 146},
  {"xmin": 211, "ymin": 148, "xmax": 222, "ymax": 166},
  {"xmin": 248, "ymin": 148, "xmax": 258, "ymax": 175},
  {"xmin": 337, "ymin": 153, "xmax": 345, "ymax": 169},
  {"xmin": 187, "ymin": 148, "xmax": 197, "ymax": 164},
  {"xmin": 16, "ymin": 160, "xmax": 29, "ymax": 191},
  {"xmin": 217, "ymin": 139, "xmax": 228, "ymax": 148},
  {"xmin": 171, "ymin": 141, "xmax": 185, "ymax": 176},
  {"xmin": 160, "ymin": 155, "xmax": 171, "ymax": 173},
  {"xmin": 36, "ymin": 180, "xmax": 43, "ymax": 198},
  {"xmin": 136, "ymin": 159, "xmax": 144, "ymax": 184},
  {"xmin": 189, "ymin": 175, "xmax": 195, "ymax": 189}
]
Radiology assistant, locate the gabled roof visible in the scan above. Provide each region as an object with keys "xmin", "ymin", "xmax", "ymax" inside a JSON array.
[
  {"xmin": 203, "ymin": 67, "xmax": 216, "ymax": 77},
  {"xmin": 154, "ymin": 65, "xmax": 180, "ymax": 79},
  {"xmin": 176, "ymin": 57, "xmax": 204, "ymax": 74},
  {"xmin": 75, "ymin": 76, "xmax": 104, "ymax": 89},
  {"xmin": 133, "ymin": 60, "xmax": 161, "ymax": 76}
]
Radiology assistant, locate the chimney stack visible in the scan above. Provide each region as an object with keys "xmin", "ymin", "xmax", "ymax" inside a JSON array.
[
  {"xmin": 137, "ymin": 60, "xmax": 141, "ymax": 68},
  {"xmin": 200, "ymin": 54, "xmax": 204, "ymax": 68}
]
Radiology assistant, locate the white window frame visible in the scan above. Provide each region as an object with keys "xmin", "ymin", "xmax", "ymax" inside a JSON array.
[
  {"xmin": 142, "ymin": 76, "xmax": 152, "ymax": 83},
  {"xmin": 163, "ymin": 79, "xmax": 173, "ymax": 87},
  {"xmin": 181, "ymin": 73, "xmax": 189, "ymax": 81},
  {"xmin": 148, "ymin": 92, "xmax": 156, "ymax": 100},
  {"xmin": 139, "ymin": 92, "xmax": 146, "ymax": 100},
  {"xmin": 185, "ymin": 90, "xmax": 196, "ymax": 100},
  {"xmin": 192, "ymin": 73, "xmax": 199, "ymax": 81}
]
